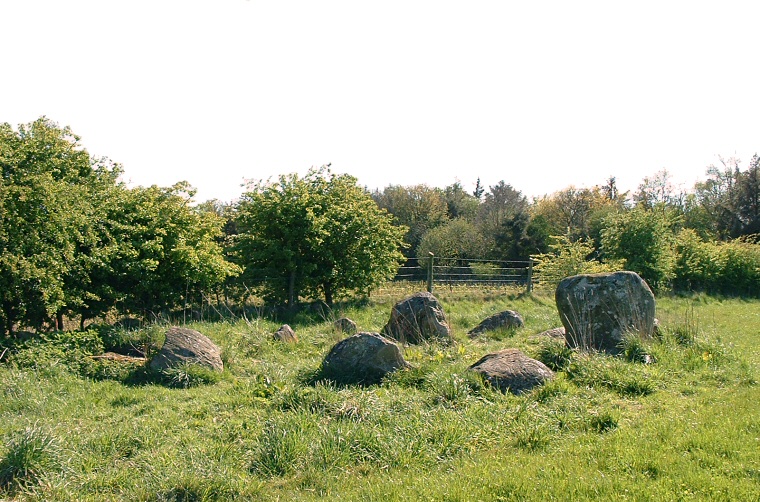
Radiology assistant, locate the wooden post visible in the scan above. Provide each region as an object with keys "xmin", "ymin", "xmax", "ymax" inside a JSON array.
[
  {"xmin": 527, "ymin": 259, "xmax": 534, "ymax": 293},
  {"xmin": 427, "ymin": 252, "xmax": 434, "ymax": 293}
]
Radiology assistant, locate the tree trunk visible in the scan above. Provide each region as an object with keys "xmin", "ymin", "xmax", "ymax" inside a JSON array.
[
  {"xmin": 324, "ymin": 282, "xmax": 333, "ymax": 306},
  {"xmin": 288, "ymin": 269, "xmax": 296, "ymax": 311},
  {"xmin": 56, "ymin": 311, "xmax": 64, "ymax": 331}
]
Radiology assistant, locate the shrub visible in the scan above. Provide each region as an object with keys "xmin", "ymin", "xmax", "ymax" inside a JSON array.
[
  {"xmin": 531, "ymin": 234, "xmax": 621, "ymax": 291},
  {"xmin": 601, "ymin": 208, "xmax": 678, "ymax": 291}
]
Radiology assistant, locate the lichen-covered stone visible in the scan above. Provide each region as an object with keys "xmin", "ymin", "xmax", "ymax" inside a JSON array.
[
  {"xmin": 273, "ymin": 324, "xmax": 298, "ymax": 343},
  {"xmin": 555, "ymin": 271, "xmax": 656, "ymax": 353},
  {"xmin": 322, "ymin": 332, "xmax": 411, "ymax": 384},
  {"xmin": 468, "ymin": 310, "xmax": 524, "ymax": 337},
  {"xmin": 382, "ymin": 292, "xmax": 452, "ymax": 344},
  {"xmin": 530, "ymin": 327, "xmax": 566, "ymax": 341},
  {"xmin": 150, "ymin": 327, "xmax": 223, "ymax": 372},
  {"xmin": 333, "ymin": 317, "xmax": 358, "ymax": 335},
  {"xmin": 469, "ymin": 348, "xmax": 554, "ymax": 394}
]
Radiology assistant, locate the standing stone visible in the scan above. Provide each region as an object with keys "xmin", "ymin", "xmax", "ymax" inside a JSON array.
[
  {"xmin": 382, "ymin": 292, "xmax": 452, "ymax": 344},
  {"xmin": 467, "ymin": 310, "xmax": 524, "ymax": 337},
  {"xmin": 333, "ymin": 317, "xmax": 358, "ymax": 335},
  {"xmin": 150, "ymin": 327, "xmax": 223, "ymax": 372},
  {"xmin": 555, "ymin": 271, "xmax": 656, "ymax": 353},
  {"xmin": 273, "ymin": 324, "xmax": 298, "ymax": 343},
  {"xmin": 322, "ymin": 332, "xmax": 411, "ymax": 384},
  {"xmin": 469, "ymin": 348, "xmax": 554, "ymax": 394}
]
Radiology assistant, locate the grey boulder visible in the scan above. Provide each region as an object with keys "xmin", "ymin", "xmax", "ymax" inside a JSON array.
[{"xmin": 150, "ymin": 327, "xmax": 223, "ymax": 372}]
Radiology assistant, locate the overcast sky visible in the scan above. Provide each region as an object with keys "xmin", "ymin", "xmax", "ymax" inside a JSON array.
[{"xmin": 3, "ymin": 1, "xmax": 759, "ymax": 202}]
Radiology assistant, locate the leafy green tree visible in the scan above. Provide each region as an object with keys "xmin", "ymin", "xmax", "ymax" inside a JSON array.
[
  {"xmin": 736, "ymin": 154, "xmax": 760, "ymax": 236},
  {"xmin": 372, "ymin": 184, "xmax": 448, "ymax": 256},
  {"xmin": 442, "ymin": 182, "xmax": 479, "ymax": 221},
  {"xmin": 476, "ymin": 181, "xmax": 529, "ymax": 255},
  {"xmin": 0, "ymin": 118, "xmax": 111, "ymax": 334},
  {"xmin": 494, "ymin": 212, "xmax": 551, "ymax": 261},
  {"xmin": 694, "ymin": 157, "xmax": 743, "ymax": 239},
  {"xmin": 601, "ymin": 208, "xmax": 678, "ymax": 291},
  {"xmin": 235, "ymin": 168, "xmax": 406, "ymax": 306},
  {"xmin": 105, "ymin": 183, "xmax": 239, "ymax": 318},
  {"xmin": 417, "ymin": 219, "xmax": 489, "ymax": 260}
]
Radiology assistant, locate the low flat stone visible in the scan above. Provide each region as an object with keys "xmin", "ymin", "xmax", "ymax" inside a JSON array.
[
  {"xmin": 468, "ymin": 310, "xmax": 524, "ymax": 337},
  {"xmin": 469, "ymin": 348, "xmax": 554, "ymax": 394},
  {"xmin": 334, "ymin": 317, "xmax": 358, "ymax": 335},
  {"xmin": 530, "ymin": 327, "xmax": 566, "ymax": 340}
]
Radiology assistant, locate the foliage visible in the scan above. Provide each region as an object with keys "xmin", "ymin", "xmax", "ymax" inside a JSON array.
[
  {"xmin": 673, "ymin": 229, "xmax": 760, "ymax": 296},
  {"xmin": 416, "ymin": 218, "xmax": 489, "ymax": 260},
  {"xmin": 531, "ymin": 234, "xmax": 621, "ymax": 290},
  {"xmin": 104, "ymin": 183, "xmax": 239, "ymax": 317},
  {"xmin": 476, "ymin": 181, "xmax": 529, "ymax": 251},
  {"xmin": 372, "ymin": 183, "xmax": 449, "ymax": 256},
  {"xmin": 0, "ymin": 118, "xmax": 237, "ymax": 333},
  {"xmin": 601, "ymin": 207, "xmax": 678, "ymax": 291},
  {"xmin": 235, "ymin": 167, "xmax": 406, "ymax": 305},
  {"xmin": 0, "ymin": 118, "xmax": 118, "ymax": 333}
]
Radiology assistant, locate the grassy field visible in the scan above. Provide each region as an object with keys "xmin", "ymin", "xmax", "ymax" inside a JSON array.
[{"xmin": 0, "ymin": 286, "xmax": 758, "ymax": 501}]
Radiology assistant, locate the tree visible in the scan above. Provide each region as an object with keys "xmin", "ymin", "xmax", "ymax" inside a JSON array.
[
  {"xmin": 417, "ymin": 219, "xmax": 489, "ymax": 260},
  {"xmin": 736, "ymin": 154, "xmax": 760, "ymax": 236},
  {"xmin": 635, "ymin": 169, "xmax": 683, "ymax": 209},
  {"xmin": 473, "ymin": 177, "xmax": 485, "ymax": 200},
  {"xmin": 372, "ymin": 184, "xmax": 448, "ymax": 256},
  {"xmin": 477, "ymin": 181, "xmax": 529, "ymax": 249},
  {"xmin": 601, "ymin": 208, "xmax": 678, "ymax": 291},
  {"xmin": 104, "ymin": 182, "xmax": 239, "ymax": 318},
  {"xmin": 494, "ymin": 211, "xmax": 551, "ymax": 261},
  {"xmin": 694, "ymin": 157, "xmax": 743, "ymax": 239},
  {"xmin": 442, "ymin": 181, "xmax": 479, "ymax": 221},
  {"xmin": 235, "ymin": 168, "xmax": 406, "ymax": 306},
  {"xmin": 0, "ymin": 118, "xmax": 110, "ymax": 334}
]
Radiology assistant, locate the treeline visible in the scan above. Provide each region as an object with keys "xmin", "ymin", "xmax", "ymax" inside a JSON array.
[
  {"xmin": 2, "ymin": 118, "xmax": 759, "ymax": 335},
  {"xmin": 370, "ymin": 161, "xmax": 759, "ymax": 295}
]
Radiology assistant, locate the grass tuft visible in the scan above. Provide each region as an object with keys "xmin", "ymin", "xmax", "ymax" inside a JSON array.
[{"xmin": 0, "ymin": 425, "xmax": 61, "ymax": 493}]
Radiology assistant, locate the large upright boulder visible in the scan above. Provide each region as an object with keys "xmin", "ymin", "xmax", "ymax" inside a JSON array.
[
  {"xmin": 150, "ymin": 327, "xmax": 223, "ymax": 372},
  {"xmin": 555, "ymin": 271, "xmax": 656, "ymax": 353},
  {"xmin": 469, "ymin": 348, "xmax": 554, "ymax": 394},
  {"xmin": 382, "ymin": 292, "xmax": 452, "ymax": 344},
  {"xmin": 322, "ymin": 332, "xmax": 411, "ymax": 384}
]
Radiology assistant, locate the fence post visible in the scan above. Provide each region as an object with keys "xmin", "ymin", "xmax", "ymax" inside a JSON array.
[
  {"xmin": 427, "ymin": 252, "xmax": 434, "ymax": 293},
  {"xmin": 526, "ymin": 259, "xmax": 534, "ymax": 293}
]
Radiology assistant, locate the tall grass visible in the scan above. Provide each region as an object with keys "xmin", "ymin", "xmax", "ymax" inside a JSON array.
[{"xmin": 0, "ymin": 291, "xmax": 757, "ymax": 500}]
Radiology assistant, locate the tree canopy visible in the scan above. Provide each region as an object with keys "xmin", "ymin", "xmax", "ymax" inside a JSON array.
[{"xmin": 234, "ymin": 168, "xmax": 406, "ymax": 306}]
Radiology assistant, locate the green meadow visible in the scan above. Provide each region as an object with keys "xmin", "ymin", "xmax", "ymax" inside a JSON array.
[{"xmin": 1, "ymin": 287, "xmax": 758, "ymax": 501}]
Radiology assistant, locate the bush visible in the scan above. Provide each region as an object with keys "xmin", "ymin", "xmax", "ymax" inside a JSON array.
[
  {"xmin": 673, "ymin": 230, "xmax": 760, "ymax": 296},
  {"xmin": 601, "ymin": 208, "xmax": 677, "ymax": 291},
  {"xmin": 531, "ymin": 234, "xmax": 621, "ymax": 291}
]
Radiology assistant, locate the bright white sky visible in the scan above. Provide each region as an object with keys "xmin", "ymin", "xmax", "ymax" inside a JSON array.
[{"xmin": 2, "ymin": 1, "xmax": 759, "ymax": 203}]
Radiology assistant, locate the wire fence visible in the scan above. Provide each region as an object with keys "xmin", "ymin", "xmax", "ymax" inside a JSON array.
[{"xmin": 393, "ymin": 256, "xmax": 534, "ymax": 292}]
